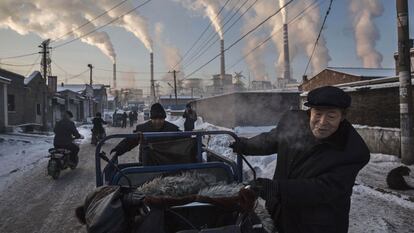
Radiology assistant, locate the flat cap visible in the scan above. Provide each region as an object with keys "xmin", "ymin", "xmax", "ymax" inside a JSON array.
[{"xmin": 304, "ymin": 86, "xmax": 351, "ymax": 108}]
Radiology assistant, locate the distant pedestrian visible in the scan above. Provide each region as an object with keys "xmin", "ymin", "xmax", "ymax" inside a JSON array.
[
  {"xmin": 128, "ymin": 111, "xmax": 134, "ymax": 127},
  {"xmin": 122, "ymin": 112, "xmax": 127, "ymax": 128},
  {"xmin": 112, "ymin": 110, "xmax": 118, "ymax": 127},
  {"xmin": 183, "ymin": 103, "xmax": 197, "ymax": 131},
  {"xmin": 133, "ymin": 110, "xmax": 138, "ymax": 123}
]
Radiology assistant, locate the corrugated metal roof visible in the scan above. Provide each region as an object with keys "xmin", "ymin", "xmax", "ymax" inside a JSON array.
[
  {"xmin": 327, "ymin": 67, "xmax": 395, "ymax": 77},
  {"xmin": 57, "ymin": 84, "xmax": 87, "ymax": 93},
  {"xmin": 0, "ymin": 76, "xmax": 11, "ymax": 83}
]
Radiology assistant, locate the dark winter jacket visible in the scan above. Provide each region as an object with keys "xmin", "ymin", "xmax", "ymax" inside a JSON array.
[
  {"xmin": 239, "ymin": 110, "xmax": 370, "ymax": 233},
  {"xmin": 113, "ymin": 120, "xmax": 180, "ymax": 160},
  {"xmin": 92, "ymin": 117, "xmax": 106, "ymax": 132},
  {"xmin": 53, "ymin": 118, "xmax": 81, "ymax": 146},
  {"xmin": 183, "ymin": 109, "xmax": 197, "ymax": 131}
]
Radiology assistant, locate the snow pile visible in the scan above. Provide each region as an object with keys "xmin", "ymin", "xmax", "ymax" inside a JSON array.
[{"xmin": 0, "ymin": 134, "xmax": 53, "ymax": 192}]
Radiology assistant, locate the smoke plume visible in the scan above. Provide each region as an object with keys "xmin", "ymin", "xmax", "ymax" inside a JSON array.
[
  {"xmin": 243, "ymin": 36, "xmax": 267, "ymax": 81},
  {"xmin": 0, "ymin": 0, "xmax": 117, "ymax": 62},
  {"xmin": 175, "ymin": 0, "xmax": 224, "ymax": 39},
  {"xmin": 349, "ymin": 0, "xmax": 384, "ymax": 68},
  {"xmin": 98, "ymin": 0, "xmax": 153, "ymax": 52},
  {"xmin": 271, "ymin": 0, "xmax": 331, "ymax": 77}
]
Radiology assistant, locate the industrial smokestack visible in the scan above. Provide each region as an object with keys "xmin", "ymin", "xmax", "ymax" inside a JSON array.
[
  {"xmin": 150, "ymin": 52, "xmax": 155, "ymax": 102},
  {"xmin": 220, "ymin": 39, "xmax": 225, "ymax": 79},
  {"xmin": 113, "ymin": 62, "xmax": 117, "ymax": 89},
  {"xmin": 283, "ymin": 24, "xmax": 291, "ymax": 81}
]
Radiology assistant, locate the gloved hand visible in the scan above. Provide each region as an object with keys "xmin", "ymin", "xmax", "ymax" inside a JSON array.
[
  {"xmin": 229, "ymin": 139, "xmax": 245, "ymax": 154},
  {"xmin": 249, "ymin": 178, "xmax": 279, "ymax": 202}
]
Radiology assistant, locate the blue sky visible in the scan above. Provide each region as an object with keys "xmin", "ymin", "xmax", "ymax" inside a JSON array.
[{"xmin": 0, "ymin": 0, "xmax": 413, "ymax": 95}]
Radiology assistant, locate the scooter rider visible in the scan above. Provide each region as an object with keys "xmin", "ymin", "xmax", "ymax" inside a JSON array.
[
  {"xmin": 92, "ymin": 112, "xmax": 107, "ymax": 137},
  {"xmin": 54, "ymin": 110, "xmax": 82, "ymax": 165}
]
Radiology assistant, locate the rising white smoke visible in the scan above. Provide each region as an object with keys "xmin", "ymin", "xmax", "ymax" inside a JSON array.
[
  {"xmin": 97, "ymin": 0, "xmax": 153, "ymax": 52},
  {"xmin": 349, "ymin": 0, "xmax": 384, "ymax": 68},
  {"xmin": 0, "ymin": 0, "xmax": 117, "ymax": 62},
  {"xmin": 174, "ymin": 0, "xmax": 224, "ymax": 39},
  {"xmin": 154, "ymin": 22, "xmax": 185, "ymax": 94},
  {"xmin": 270, "ymin": 0, "xmax": 331, "ymax": 77},
  {"xmin": 243, "ymin": 36, "xmax": 267, "ymax": 81}
]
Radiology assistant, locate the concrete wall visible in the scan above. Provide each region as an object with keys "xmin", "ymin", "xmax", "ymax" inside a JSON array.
[
  {"xmin": 193, "ymin": 92, "xmax": 300, "ymax": 128},
  {"xmin": 354, "ymin": 125, "xmax": 400, "ymax": 156}
]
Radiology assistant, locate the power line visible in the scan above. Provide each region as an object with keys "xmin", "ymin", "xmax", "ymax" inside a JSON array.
[
  {"xmin": 0, "ymin": 52, "xmax": 39, "ymax": 60},
  {"xmin": 0, "ymin": 61, "xmax": 40, "ymax": 67},
  {"xmin": 25, "ymin": 55, "xmax": 42, "ymax": 76},
  {"xmin": 182, "ymin": 0, "xmax": 258, "ymax": 71},
  {"xmin": 51, "ymin": 0, "xmax": 130, "ymax": 43},
  {"xmin": 171, "ymin": 0, "xmax": 232, "ymax": 70},
  {"xmin": 95, "ymin": 67, "xmax": 168, "ymax": 74},
  {"xmin": 184, "ymin": 0, "xmax": 294, "ymax": 79},
  {"xmin": 180, "ymin": 0, "xmax": 241, "ymax": 67},
  {"xmin": 53, "ymin": 0, "xmax": 152, "ymax": 50},
  {"xmin": 181, "ymin": 0, "xmax": 250, "ymax": 69},
  {"xmin": 303, "ymin": 0, "xmax": 333, "ymax": 76},
  {"xmin": 228, "ymin": 0, "xmax": 325, "ymax": 71}
]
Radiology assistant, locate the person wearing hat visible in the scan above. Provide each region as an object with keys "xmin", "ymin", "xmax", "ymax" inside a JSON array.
[
  {"xmin": 230, "ymin": 86, "xmax": 370, "ymax": 233},
  {"xmin": 110, "ymin": 103, "xmax": 180, "ymax": 161},
  {"xmin": 53, "ymin": 110, "xmax": 83, "ymax": 165}
]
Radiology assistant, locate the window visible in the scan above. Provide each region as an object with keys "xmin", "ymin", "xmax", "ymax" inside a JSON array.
[
  {"xmin": 7, "ymin": 94, "xmax": 15, "ymax": 111},
  {"xmin": 37, "ymin": 104, "xmax": 41, "ymax": 115}
]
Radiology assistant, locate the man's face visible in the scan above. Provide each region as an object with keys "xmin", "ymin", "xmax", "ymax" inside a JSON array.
[
  {"xmin": 151, "ymin": 118, "xmax": 165, "ymax": 130},
  {"xmin": 309, "ymin": 107, "xmax": 344, "ymax": 139}
]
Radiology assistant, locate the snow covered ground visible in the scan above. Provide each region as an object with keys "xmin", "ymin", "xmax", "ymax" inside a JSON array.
[{"xmin": 0, "ymin": 124, "xmax": 92, "ymax": 193}]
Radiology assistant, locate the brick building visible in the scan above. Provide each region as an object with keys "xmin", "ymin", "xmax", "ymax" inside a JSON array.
[
  {"xmin": 299, "ymin": 67, "xmax": 395, "ymax": 91},
  {"xmin": 0, "ymin": 69, "xmax": 47, "ymax": 127}
]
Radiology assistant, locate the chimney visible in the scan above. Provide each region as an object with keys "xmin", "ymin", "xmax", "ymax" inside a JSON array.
[
  {"xmin": 150, "ymin": 52, "xmax": 155, "ymax": 102},
  {"xmin": 48, "ymin": 76, "xmax": 57, "ymax": 93},
  {"xmin": 113, "ymin": 61, "xmax": 117, "ymax": 89},
  {"xmin": 283, "ymin": 23, "xmax": 291, "ymax": 81},
  {"xmin": 220, "ymin": 39, "xmax": 225, "ymax": 79}
]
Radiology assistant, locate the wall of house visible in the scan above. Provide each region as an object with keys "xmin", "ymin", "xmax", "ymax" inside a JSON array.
[
  {"xmin": 7, "ymin": 82, "xmax": 26, "ymax": 126},
  {"xmin": 0, "ymin": 83, "xmax": 7, "ymax": 131},
  {"xmin": 300, "ymin": 70, "xmax": 362, "ymax": 91},
  {"xmin": 193, "ymin": 92, "xmax": 300, "ymax": 128},
  {"xmin": 23, "ymin": 77, "xmax": 46, "ymax": 124}
]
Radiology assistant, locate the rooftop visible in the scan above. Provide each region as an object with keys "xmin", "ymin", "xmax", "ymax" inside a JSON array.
[
  {"xmin": 327, "ymin": 67, "xmax": 395, "ymax": 78},
  {"xmin": 57, "ymin": 84, "xmax": 88, "ymax": 93},
  {"xmin": 24, "ymin": 71, "xmax": 41, "ymax": 85}
]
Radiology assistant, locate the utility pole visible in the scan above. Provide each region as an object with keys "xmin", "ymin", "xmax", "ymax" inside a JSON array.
[
  {"xmin": 39, "ymin": 39, "xmax": 51, "ymax": 131},
  {"xmin": 88, "ymin": 64, "xmax": 93, "ymax": 86},
  {"xmin": 169, "ymin": 70, "xmax": 179, "ymax": 105},
  {"xmin": 397, "ymin": 0, "xmax": 414, "ymax": 165}
]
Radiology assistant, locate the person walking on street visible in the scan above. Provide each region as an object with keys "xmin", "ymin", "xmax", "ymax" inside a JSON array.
[
  {"xmin": 230, "ymin": 86, "xmax": 370, "ymax": 233},
  {"xmin": 129, "ymin": 111, "xmax": 134, "ymax": 127},
  {"xmin": 183, "ymin": 103, "xmax": 197, "ymax": 131},
  {"xmin": 122, "ymin": 112, "xmax": 127, "ymax": 128}
]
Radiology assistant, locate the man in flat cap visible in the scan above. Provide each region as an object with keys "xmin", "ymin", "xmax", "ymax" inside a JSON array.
[
  {"xmin": 231, "ymin": 86, "xmax": 370, "ymax": 233},
  {"xmin": 110, "ymin": 103, "xmax": 180, "ymax": 162}
]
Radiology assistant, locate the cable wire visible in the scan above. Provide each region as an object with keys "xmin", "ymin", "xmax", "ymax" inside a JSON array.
[
  {"xmin": 53, "ymin": 0, "xmax": 152, "ymax": 50},
  {"xmin": 0, "ymin": 52, "xmax": 39, "ymax": 60},
  {"xmin": 184, "ymin": 0, "xmax": 294, "ymax": 79},
  {"xmin": 228, "ymin": 0, "xmax": 325, "ymax": 71},
  {"xmin": 303, "ymin": 0, "xmax": 333, "ymax": 76},
  {"xmin": 51, "ymin": 0, "xmax": 130, "ymax": 43}
]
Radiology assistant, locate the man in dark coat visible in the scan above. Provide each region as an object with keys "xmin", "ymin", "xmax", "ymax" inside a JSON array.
[
  {"xmin": 111, "ymin": 103, "xmax": 180, "ymax": 162},
  {"xmin": 128, "ymin": 111, "xmax": 134, "ymax": 127},
  {"xmin": 54, "ymin": 110, "xmax": 82, "ymax": 164},
  {"xmin": 183, "ymin": 103, "xmax": 197, "ymax": 131},
  {"xmin": 121, "ymin": 112, "xmax": 128, "ymax": 128},
  {"xmin": 231, "ymin": 86, "xmax": 370, "ymax": 233}
]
